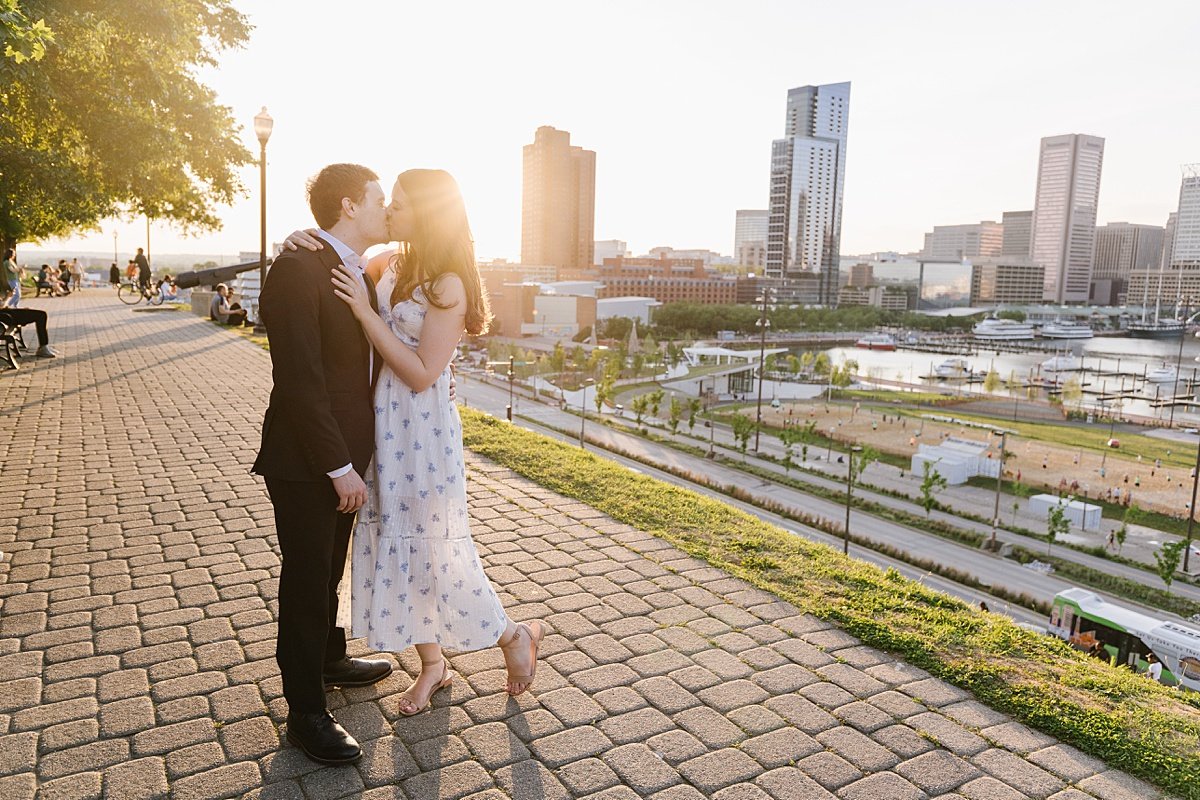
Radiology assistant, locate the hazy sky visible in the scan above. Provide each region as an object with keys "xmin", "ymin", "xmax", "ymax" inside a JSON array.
[{"xmin": 45, "ymin": 0, "xmax": 1200, "ymax": 262}]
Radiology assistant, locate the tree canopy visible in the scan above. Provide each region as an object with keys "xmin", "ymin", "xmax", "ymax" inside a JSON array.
[{"xmin": 0, "ymin": 1, "xmax": 253, "ymax": 249}]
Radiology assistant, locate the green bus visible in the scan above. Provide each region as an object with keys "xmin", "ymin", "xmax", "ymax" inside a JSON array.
[{"xmin": 1048, "ymin": 587, "xmax": 1200, "ymax": 691}]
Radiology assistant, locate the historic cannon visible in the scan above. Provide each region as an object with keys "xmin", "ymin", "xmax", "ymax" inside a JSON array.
[{"xmin": 172, "ymin": 259, "xmax": 271, "ymax": 290}]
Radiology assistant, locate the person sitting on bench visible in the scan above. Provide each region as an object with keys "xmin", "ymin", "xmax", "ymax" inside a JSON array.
[
  {"xmin": 209, "ymin": 283, "xmax": 247, "ymax": 326},
  {"xmin": 0, "ymin": 307, "xmax": 58, "ymax": 357}
]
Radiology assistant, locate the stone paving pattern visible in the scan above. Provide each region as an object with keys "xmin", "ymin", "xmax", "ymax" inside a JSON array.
[{"xmin": 0, "ymin": 295, "xmax": 1175, "ymax": 799}]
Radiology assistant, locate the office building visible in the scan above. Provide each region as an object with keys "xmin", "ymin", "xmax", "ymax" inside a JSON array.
[
  {"xmin": 848, "ymin": 262, "xmax": 874, "ymax": 288},
  {"xmin": 969, "ymin": 260, "xmax": 1046, "ymax": 306},
  {"xmin": 1162, "ymin": 212, "xmax": 1178, "ymax": 270},
  {"xmin": 1171, "ymin": 165, "xmax": 1200, "ymax": 267},
  {"xmin": 837, "ymin": 285, "xmax": 909, "ymax": 310},
  {"xmin": 593, "ymin": 239, "xmax": 628, "ymax": 266},
  {"xmin": 920, "ymin": 221, "xmax": 1003, "ymax": 261},
  {"xmin": 521, "ymin": 126, "xmax": 596, "ymax": 272},
  {"xmin": 1090, "ymin": 223, "xmax": 1165, "ymax": 305},
  {"xmin": 1031, "ymin": 133, "xmax": 1105, "ymax": 303},
  {"xmin": 734, "ymin": 210, "xmax": 769, "ymax": 267},
  {"xmin": 1001, "ymin": 210, "xmax": 1033, "ymax": 257},
  {"xmin": 766, "ymin": 82, "xmax": 851, "ymax": 305}
]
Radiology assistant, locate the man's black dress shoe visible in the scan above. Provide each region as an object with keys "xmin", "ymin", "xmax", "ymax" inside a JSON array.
[
  {"xmin": 285, "ymin": 710, "xmax": 361, "ymax": 765},
  {"xmin": 323, "ymin": 656, "xmax": 393, "ymax": 688}
]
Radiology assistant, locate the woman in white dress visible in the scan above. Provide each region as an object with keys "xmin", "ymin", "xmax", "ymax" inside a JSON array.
[{"xmin": 317, "ymin": 169, "xmax": 544, "ymax": 715}]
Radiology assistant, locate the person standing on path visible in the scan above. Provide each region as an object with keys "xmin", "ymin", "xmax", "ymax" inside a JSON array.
[
  {"xmin": 2, "ymin": 248, "xmax": 19, "ymax": 308},
  {"xmin": 251, "ymin": 163, "xmax": 394, "ymax": 766},
  {"xmin": 284, "ymin": 169, "xmax": 545, "ymax": 717}
]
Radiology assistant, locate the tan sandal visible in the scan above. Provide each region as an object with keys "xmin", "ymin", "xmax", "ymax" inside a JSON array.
[
  {"xmin": 397, "ymin": 658, "xmax": 453, "ymax": 716},
  {"xmin": 499, "ymin": 621, "xmax": 545, "ymax": 696}
]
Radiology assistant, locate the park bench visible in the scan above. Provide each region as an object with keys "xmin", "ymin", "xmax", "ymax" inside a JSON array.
[{"xmin": 0, "ymin": 311, "xmax": 27, "ymax": 370}]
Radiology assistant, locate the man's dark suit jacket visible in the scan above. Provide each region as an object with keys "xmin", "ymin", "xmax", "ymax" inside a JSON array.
[{"xmin": 252, "ymin": 245, "xmax": 381, "ymax": 482}]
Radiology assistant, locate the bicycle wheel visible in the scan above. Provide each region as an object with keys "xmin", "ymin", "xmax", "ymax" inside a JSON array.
[
  {"xmin": 118, "ymin": 283, "xmax": 141, "ymax": 305},
  {"xmin": 148, "ymin": 291, "xmax": 164, "ymax": 306}
]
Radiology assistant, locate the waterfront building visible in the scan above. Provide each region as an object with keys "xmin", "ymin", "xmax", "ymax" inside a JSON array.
[
  {"xmin": 1031, "ymin": 133, "xmax": 1105, "ymax": 303},
  {"xmin": 920, "ymin": 221, "xmax": 1003, "ymax": 261},
  {"xmin": 837, "ymin": 284, "xmax": 909, "ymax": 310},
  {"xmin": 1162, "ymin": 212, "xmax": 1178, "ymax": 270},
  {"xmin": 848, "ymin": 262, "xmax": 874, "ymax": 288},
  {"xmin": 969, "ymin": 259, "xmax": 1046, "ymax": 306},
  {"xmin": 593, "ymin": 239, "xmax": 628, "ymax": 265},
  {"xmin": 521, "ymin": 126, "xmax": 596, "ymax": 273},
  {"xmin": 734, "ymin": 210, "xmax": 768, "ymax": 268},
  {"xmin": 1001, "ymin": 210, "xmax": 1033, "ymax": 257},
  {"xmin": 1090, "ymin": 222, "xmax": 1165, "ymax": 305},
  {"xmin": 1171, "ymin": 165, "xmax": 1200, "ymax": 268},
  {"xmin": 766, "ymin": 82, "xmax": 851, "ymax": 306}
]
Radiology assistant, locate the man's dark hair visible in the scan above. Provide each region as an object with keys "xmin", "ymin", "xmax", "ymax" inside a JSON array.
[
  {"xmin": 136, "ymin": 248, "xmax": 144, "ymax": 254},
  {"xmin": 307, "ymin": 163, "xmax": 379, "ymax": 230},
  {"xmin": 3, "ymin": 248, "xmax": 13, "ymax": 260}
]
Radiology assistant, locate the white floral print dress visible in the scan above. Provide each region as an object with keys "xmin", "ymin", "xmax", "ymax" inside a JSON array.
[{"xmin": 350, "ymin": 271, "xmax": 507, "ymax": 652}]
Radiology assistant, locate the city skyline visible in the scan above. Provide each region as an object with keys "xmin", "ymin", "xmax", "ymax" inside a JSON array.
[{"xmin": 31, "ymin": 0, "xmax": 1200, "ymax": 264}]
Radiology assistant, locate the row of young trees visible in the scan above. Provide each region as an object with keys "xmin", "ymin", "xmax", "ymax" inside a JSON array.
[
  {"xmin": 650, "ymin": 302, "xmax": 981, "ymax": 338},
  {"xmin": 2, "ymin": 1, "xmax": 253, "ymax": 250}
]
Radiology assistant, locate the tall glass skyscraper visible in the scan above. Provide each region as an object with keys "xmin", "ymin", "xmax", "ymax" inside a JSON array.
[
  {"xmin": 1030, "ymin": 133, "xmax": 1105, "ymax": 304},
  {"xmin": 1171, "ymin": 165, "xmax": 1200, "ymax": 268},
  {"xmin": 766, "ymin": 82, "xmax": 851, "ymax": 306}
]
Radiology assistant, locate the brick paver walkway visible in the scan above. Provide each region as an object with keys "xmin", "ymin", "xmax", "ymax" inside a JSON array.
[{"xmin": 0, "ymin": 295, "xmax": 1173, "ymax": 800}]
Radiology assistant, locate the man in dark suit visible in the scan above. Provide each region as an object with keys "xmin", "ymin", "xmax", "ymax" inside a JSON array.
[{"xmin": 252, "ymin": 163, "xmax": 393, "ymax": 765}]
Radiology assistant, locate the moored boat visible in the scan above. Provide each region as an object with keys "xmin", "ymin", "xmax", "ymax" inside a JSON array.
[
  {"xmin": 1040, "ymin": 321, "xmax": 1094, "ymax": 340},
  {"xmin": 855, "ymin": 333, "xmax": 897, "ymax": 351},
  {"xmin": 972, "ymin": 317, "xmax": 1036, "ymax": 341}
]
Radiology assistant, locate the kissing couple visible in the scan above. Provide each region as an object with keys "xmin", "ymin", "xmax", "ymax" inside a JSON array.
[{"xmin": 252, "ymin": 164, "xmax": 546, "ymax": 764}]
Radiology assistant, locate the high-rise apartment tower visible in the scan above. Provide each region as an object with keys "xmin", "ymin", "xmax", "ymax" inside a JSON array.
[
  {"xmin": 766, "ymin": 82, "xmax": 850, "ymax": 305},
  {"xmin": 734, "ymin": 210, "xmax": 769, "ymax": 268},
  {"xmin": 521, "ymin": 126, "xmax": 596, "ymax": 272},
  {"xmin": 1030, "ymin": 133, "xmax": 1105, "ymax": 303},
  {"xmin": 1171, "ymin": 165, "xmax": 1200, "ymax": 267}
]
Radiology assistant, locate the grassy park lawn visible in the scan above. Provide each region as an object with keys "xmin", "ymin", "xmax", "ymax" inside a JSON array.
[{"xmin": 461, "ymin": 408, "xmax": 1200, "ymax": 799}]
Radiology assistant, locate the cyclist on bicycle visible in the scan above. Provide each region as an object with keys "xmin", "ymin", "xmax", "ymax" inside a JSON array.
[{"xmin": 135, "ymin": 248, "xmax": 151, "ymax": 294}]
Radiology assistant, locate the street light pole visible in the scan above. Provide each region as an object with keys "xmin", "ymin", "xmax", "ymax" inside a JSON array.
[
  {"xmin": 990, "ymin": 430, "xmax": 1007, "ymax": 551},
  {"xmin": 1186, "ymin": 433, "xmax": 1200, "ymax": 573},
  {"xmin": 253, "ymin": 106, "xmax": 274, "ymax": 335},
  {"xmin": 1170, "ymin": 298, "xmax": 1191, "ymax": 428},
  {"xmin": 753, "ymin": 287, "xmax": 774, "ymax": 452},
  {"xmin": 844, "ymin": 445, "xmax": 862, "ymax": 555},
  {"xmin": 579, "ymin": 378, "xmax": 595, "ymax": 448},
  {"xmin": 506, "ymin": 355, "xmax": 516, "ymax": 422}
]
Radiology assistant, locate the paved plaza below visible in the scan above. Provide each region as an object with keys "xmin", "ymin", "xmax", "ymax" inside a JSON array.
[{"xmin": 0, "ymin": 295, "xmax": 1174, "ymax": 799}]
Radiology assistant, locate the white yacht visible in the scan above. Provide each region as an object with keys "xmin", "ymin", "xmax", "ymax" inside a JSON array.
[
  {"xmin": 1040, "ymin": 321, "xmax": 1094, "ymax": 340},
  {"xmin": 934, "ymin": 357, "xmax": 970, "ymax": 378},
  {"xmin": 1146, "ymin": 366, "xmax": 1179, "ymax": 384},
  {"xmin": 1040, "ymin": 354, "xmax": 1080, "ymax": 373},
  {"xmin": 972, "ymin": 317, "xmax": 1036, "ymax": 341}
]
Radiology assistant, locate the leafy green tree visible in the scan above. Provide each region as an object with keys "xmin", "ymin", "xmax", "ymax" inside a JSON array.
[
  {"xmin": 595, "ymin": 373, "xmax": 614, "ymax": 414},
  {"xmin": 997, "ymin": 309, "xmax": 1027, "ymax": 322},
  {"xmin": 631, "ymin": 353, "xmax": 645, "ymax": 378},
  {"xmin": 687, "ymin": 398, "xmax": 701, "ymax": 435},
  {"xmin": 919, "ymin": 461, "xmax": 947, "ymax": 516},
  {"xmin": 548, "ymin": 342, "xmax": 566, "ymax": 376},
  {"xmin": 571, "ymin": 345, "xmax": 587, "ymax": 371},
  {"xmin": 778, "ymin": 426, "xmax": 804, "ymax": 473},
  {"xmin": 1046, "ymin": 503, "xmax": 1069, "ymax": 555},
  {"xmin": 799, "ymin": 351, "xmax": 815, "ymax": 375},
  {"xmin": 667, "ymin": 396, "xmax": 683, "ymax": 437},
  {"xmin": 1, "ymin": 1, "xmax": 253, "ymax": 250},
  {"xmin": 730, "ymin": 414, "xmax": 756, "ymax": 460},
  {"xmin": 630, "ymin": 394, "xmax": 650, "ymax": 429},
  {"xmin": 1061, "ymin": 376, "xmax": 1083, "ymax": 410},
  {"xmin": 1155, "ymin": 540, "xmax": 1186, "ymax": 594},
  {"xmin": 812, "ymin": 352, "xmax": 832, "ymax": 378},
  {"xmin": 786, "ymin": 354, "xmax": 801, "ymax": 374},
  {"xmin": 648, "ymin": 389, "xmax": 665, "ymax": 419},
  {"xmin": 2, "ymin": 2, "xmax": 53, "ymax": 65},
  {"xmin": 983, "ymin": 369, "xmax": 1001, "ymax": 394}
]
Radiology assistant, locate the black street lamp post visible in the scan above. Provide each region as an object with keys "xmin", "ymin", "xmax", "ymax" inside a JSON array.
[
  {"xmin": 843, "ymin": 445, "xmax": 862, "ymax": 555},
  {"xmin": 253, "ymin": 106, "xmax": 274, "ymax": 334},
  {"xmin": 753, "ymin": 287, "xmax": 776, "ymax": 452},
  {"xmin": 579, "ymin": 378, "xmax": 595, "ymax": 448}
]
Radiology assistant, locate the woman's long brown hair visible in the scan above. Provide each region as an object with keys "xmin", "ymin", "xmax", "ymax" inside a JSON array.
[{"xmin": 388, "ymin": 169, "xmax": 491, "ymax": 336}]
